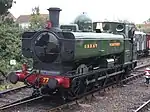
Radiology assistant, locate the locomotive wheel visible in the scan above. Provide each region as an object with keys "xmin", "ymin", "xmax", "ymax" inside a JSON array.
[
  {"xmin": 70, "ymin": 77, "xmax": 86, "ymax": 97},
  {"xmin": 68, "ymin": 64, "xmax": 88, "ymax": 98}
]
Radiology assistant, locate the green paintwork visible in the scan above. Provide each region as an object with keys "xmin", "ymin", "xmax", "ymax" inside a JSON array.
[
  {"xmin": 124, "ymin": 39, "xmax": 132, "ymax": 63},
  {"xmin": 73, "ymin": 13, "xmax": 92, "ymax": 32},
  {"xmin": 98, "ymin": 40, "xmax": 124, "ymax": 56},
  {"xmin": 75, "ymin": 40, "xmax": 99, "ymax": 59},
  {"xmin": 72, "ymin": 32, "xmax": 124, "ymax": 60}
]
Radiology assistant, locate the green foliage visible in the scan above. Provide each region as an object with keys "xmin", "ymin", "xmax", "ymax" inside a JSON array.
[
  {"xmin": 0, "ymin": 0, "xmax": 15, "ymax": 21},
  {"xmin": 146, "ymin": 18, "xmax": 150, "ymax": 23},
  {"xmin": 0, "ymin": 6, "xmax": 48, "ymax": 74},
  {"xmin": 0, "ymin": 22, "xmax": 24, "ymax": 73},
  {"xmin": 141, "ymin": 27, "xmax": 150, "ymax": 33},
  {"xmin": 29, "ymin": 6, "xmax": 47, "ymax": 30},
  {"xmin": 0, "ymin": 1, "xmax": 34, "ymax": 75},
  {"xmin": 0, "ymin": 0, "xmax": 13, "ymax": 15},
  {"xmin": 137, "ymin": 25, "xmax": 141, "ymax": 29},
  {"xmin": 3, "ymin": 17, "xmax": 15, "ymax": 25}
]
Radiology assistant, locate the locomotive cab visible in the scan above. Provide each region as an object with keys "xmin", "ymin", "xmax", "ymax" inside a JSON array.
[{"xmin": 93, "ymin": 21, "xmax": 135, "ymax": 38}]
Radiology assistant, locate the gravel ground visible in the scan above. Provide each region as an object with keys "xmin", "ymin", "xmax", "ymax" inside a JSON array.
[
  {"xmin": 6, "ymin": 77, "xmax": 150, "ymax": 112},
  {"xmin": 63, "ymin": 76, "xmax": 150, "ymax": 112},
  {"xmin": 137, "ymin": 57, "xmax": 150, "ymax": 66}
]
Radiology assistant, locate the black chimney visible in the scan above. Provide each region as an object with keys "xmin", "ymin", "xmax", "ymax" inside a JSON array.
[{"xmin": 47, "ymin": 7, "xmax": 62, "ymax": 28}]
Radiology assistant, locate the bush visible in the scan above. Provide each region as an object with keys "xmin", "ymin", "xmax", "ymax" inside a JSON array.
[{"xmin": 0, "ymin": 22, "xmax": 24, "ymax": 73}]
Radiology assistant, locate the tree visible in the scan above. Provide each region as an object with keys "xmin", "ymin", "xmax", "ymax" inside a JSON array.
[
  {"xmin": 0, "ymin": 0, "xmax": 15, "ymax": 21},
  {"xmin": 0, "ymin": 23, "xmax": 23, "ymax": 73},
  {"xmin": 29, "ymin": 6, "xmax": 48, "ymax": 30},
  {"xmin": 146, "ymin": 18, "xmax": 150, "ymax": 23}
]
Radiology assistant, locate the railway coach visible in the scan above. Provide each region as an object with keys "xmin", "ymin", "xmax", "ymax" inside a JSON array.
[
  {"xmin": 134, "ymin": 31, "xmax": 148, "ymax": 57},
  {"xmin": 146, "ymin": 33, "xmax": 150, "ymax": 54}
]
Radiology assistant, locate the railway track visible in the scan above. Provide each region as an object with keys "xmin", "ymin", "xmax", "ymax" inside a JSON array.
[
  {"xmin": 48, "ymin": 62, "xmax": 150, "ymax": 112},
  {"xmin": 0, "ymin": 95, "xmax": 43, "ymax": 111},
  {"xmin": 131, "ymin": 62, "xmax": 150, "ymax": 112},
  {"xmin": 0, "ymin": 85, "xmax": 27, "ymax": 96},
  {"xmin": 0, "ymin": 85, "xmax": 34, "ymax": 111},
  {"xmin": 0, "ymin": 62, "xmax": 149, "ymax": 112},
  {"xmin": 134, "ymin": 99, "xmax": 150, "ymax": 112},
  {"xmin": 48, "ymin": 66, "xmax": 148, "ymax": 112}
]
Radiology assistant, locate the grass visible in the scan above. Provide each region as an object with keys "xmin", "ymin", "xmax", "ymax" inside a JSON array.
[{"xmin": 0, "ymin": 82, "xmax": 25, "ymax": 91}]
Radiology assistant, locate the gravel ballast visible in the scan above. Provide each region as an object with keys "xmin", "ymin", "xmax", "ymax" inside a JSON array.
[{"xmin": 65, "ymin": 77, "xmax": 150, "ymax": 112}]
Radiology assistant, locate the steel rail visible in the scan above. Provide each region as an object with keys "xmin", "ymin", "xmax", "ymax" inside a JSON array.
[
  {"xmin": 134, "ymin": 63, "xmax": 150, "ymax": 70},
  {"xmin": 134, "ymin": 99, "xmax": 150, "ymax": 112},
  {"xmin": 0, "ymin": 85, "xmax": 27, "ymax": 95},
  {"xmin": 0, "ymin": 95, "xmax": 43, "ymax": 110}
]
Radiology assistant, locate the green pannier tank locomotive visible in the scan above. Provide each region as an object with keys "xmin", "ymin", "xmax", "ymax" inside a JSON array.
[{"xmin": 8, "ymin": 7, "xmax": 137, "ymax": 99}]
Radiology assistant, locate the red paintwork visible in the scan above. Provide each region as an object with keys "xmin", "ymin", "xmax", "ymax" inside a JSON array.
[
  {"xmin": 46, "ymin": 21, "xmax": 52, "ymax": 29},
  {"xmin": 14, "ymin": 64, "xmax": 71, "ymax": 88},
  {"xmin": 15, "ymin": 71, "xmax": 70, "ymax": 88},
  {"xmin": 145, "ymin": 70, "xmax": 150, "ymax": 76},
  {"xmin": 146, "ymin": 33, "xmax": 150, "ymax": 49},
  {"xmin": 22, "ymin": 64, "xmax": 28, "ymax": 72}
]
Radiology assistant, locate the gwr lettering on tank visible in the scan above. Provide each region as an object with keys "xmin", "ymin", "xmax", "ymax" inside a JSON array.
[
  {"xmin": 109, "ymin": 42, "xmax": 120, "ymax": 47},
  {"xmin": 84, "ymin": 44, "xmax": 98, "ymax": 48}
]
